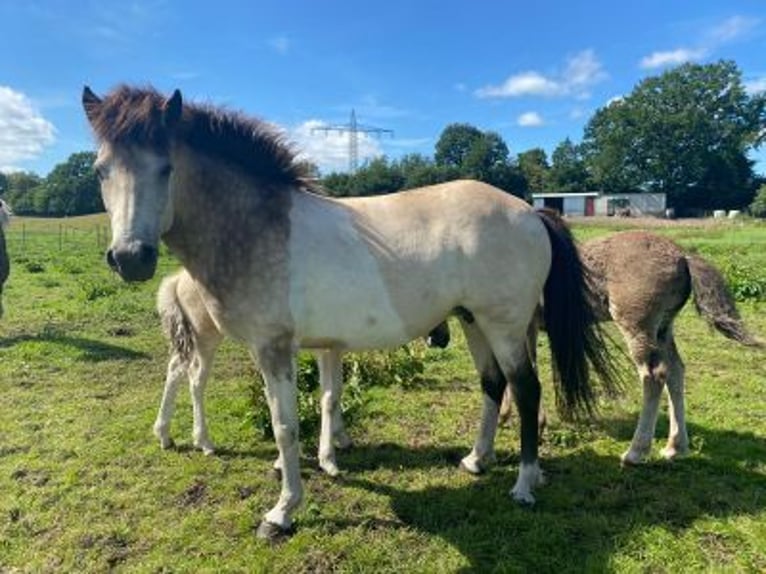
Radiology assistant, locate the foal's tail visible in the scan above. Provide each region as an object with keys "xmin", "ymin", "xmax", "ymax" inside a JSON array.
[
  {"xmin": 157, "ymin": 271, "xmax": 195, "ymax": 364},
  {"xmin": 686, "ymin": 255, "xmax": 763, "ymax": 348},
  {"xmin": 536, "ymin": 209, "xmax": 622, "ymax": 417}
]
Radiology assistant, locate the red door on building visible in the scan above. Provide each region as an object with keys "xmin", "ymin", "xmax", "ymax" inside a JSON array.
[{"xmin": 585, "ymin": 197, "xmax": 595, "ymax": 216}]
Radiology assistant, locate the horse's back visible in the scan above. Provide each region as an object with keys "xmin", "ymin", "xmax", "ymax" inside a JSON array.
[
  {"xmin": 288, "ymin": 180, "xmax": 551, "ymax": 349},
  {"xmin": 583, "ymin": 231, "xmax": 690, "ymax": 326}
]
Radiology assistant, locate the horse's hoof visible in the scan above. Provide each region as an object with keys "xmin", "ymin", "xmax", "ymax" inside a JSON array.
[
  {"xmin": 459, "ymin": 457, "xmax": 484, "ymax": 475},
  {"xmin": 510, "ymin": 488, "xmax": 536, "ymax": 505},
  {"xmin": 620, "ymin": 449, "xmax": 647, "ymax": 467},
  {"xmin": 159, "ymin": 437, "xmax": 175, "ymax": 450},
  {"xmin": 660, "ymin": 445, "xmax": 688, "ymax": 461},
  {"xmin": 319, "ymin": 459, "xmax": 341, "ymax": 478},
  {"xmin": 256, "ymin": 520, "xmax": 294, "ymax": 542}
]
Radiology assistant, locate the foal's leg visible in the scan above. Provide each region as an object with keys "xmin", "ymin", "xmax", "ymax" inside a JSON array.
[
  {"xmin": 316, "ymin": 349, "xmax": 345, "ymax": 477},
  {"xmin": 253, "ymin": 336, "xmax": 303, "ymax": 538},
  {"xmin": 459, "ymin": 319, "xmax": 506, "ymax": 474},
  {"xmin": 659, "ymin": 328, "xmax": 689, "ymax": 460},
  {"xmin": 154, "ymin": 353, "xmax": 188, "ymax": 449},
  {"xmin": 188, "ymin": 341, "xmax": 218, "ymax": 455},
  {"xmin": 621, "ymin": 328, "xmax": 664, "ymax": 465}
]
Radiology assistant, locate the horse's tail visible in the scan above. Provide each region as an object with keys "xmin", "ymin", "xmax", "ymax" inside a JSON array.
[
  {"xmin": 685, "ymin": 255, "xmax": 763, "ymax": 348},
  {"xmin": 157, "ymin": 271, "xmax": 195, "ymax": 364},
  {"xmin": 536, "ymin": 209, "xmax": 622, "ymax": 417}
]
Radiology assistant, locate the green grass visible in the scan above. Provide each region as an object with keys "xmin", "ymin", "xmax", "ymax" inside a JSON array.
[{"xmin": 1, "ymin": 215, "xmax": 765, "ymax": 573}]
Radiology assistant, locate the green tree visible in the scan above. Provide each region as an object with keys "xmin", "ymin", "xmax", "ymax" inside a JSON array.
[
  {"xmin": 0, "ymin": 172, "xmax": 8, "ymax": 197},
  {"xmin": 582, "ymin": 60, "xmax": 765, "ymax": 212},
  {"xmin": 750, "ymin": 184, "xmax": 766, "ymax": 218},
  {"xmin": 549, "ymin": 138, "xmax": 590, "ymax": 192},
  {"xmin": 434, "ymin": 123, "xmax": 484, "ymax": 168},
  {"xmin": 3, "ymin": 171, "xmax": 43, "ymax": 214},
  {"xmin": 517, "ymin": 148, "xmax": 550, "ymax": 195},
  {"xmin": 39, "ymin": 151, "xmax": 102, "ymax": 216}
]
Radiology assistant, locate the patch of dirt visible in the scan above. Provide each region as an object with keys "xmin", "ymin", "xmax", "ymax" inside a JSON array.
[{"xmin": 178, "ymin": 480, "xmax": 207, "ymax": 506}]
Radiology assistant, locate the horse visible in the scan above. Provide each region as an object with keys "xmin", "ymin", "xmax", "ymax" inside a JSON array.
[
  {"xmin": 82, "ymin": 84, "xmax": 619, "ymax": 540},
  {"xmin": 155, "ymin": 267, "xmax": 453, "ymax": 476},
  {"xmin": 0, "ymin": 199, "xmax": 11, "ymax": 319},
  {"xmin": 434, "ymin": 231, "xmax": 762, "ymax": 463},
  {"xmin": 155, "ymin": 268, "xmax": 351, "ymax": 477}
]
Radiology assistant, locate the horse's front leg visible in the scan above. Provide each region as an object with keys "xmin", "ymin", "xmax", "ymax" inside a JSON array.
[{"xmin": 253, "ymin": 336, "xmax": 303, "ymax": 540}]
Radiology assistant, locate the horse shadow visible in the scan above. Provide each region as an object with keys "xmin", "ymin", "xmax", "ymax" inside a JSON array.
[
  {"xmin": 0, "ymin": 332, "xmax": 149, "ymax": 362},
  {"xmin": 311, "ymin": 418, "xmax": 766, "ymax": 572}
]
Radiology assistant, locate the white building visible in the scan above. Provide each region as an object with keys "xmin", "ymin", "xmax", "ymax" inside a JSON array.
[{"xmin": 532, "ymin": 192, "xmax": 666, "ymax": 217}]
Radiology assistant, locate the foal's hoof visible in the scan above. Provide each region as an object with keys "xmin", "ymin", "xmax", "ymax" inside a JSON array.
[
  {"xmin": 256, "ymin": 520, "xmax": 294, "ymax": 542},
  {"xmin": 158, "ymin": 437, "xmax": 175, "ymax": 450},
  {"xmin": 660, "ymin": 445, "xmax": 688, "ymax": 461}
]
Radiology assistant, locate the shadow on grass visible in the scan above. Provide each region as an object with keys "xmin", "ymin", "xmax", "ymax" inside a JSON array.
[
  {"xmin": 0, "ymin": 332, "xmax": 150, "ymax": 362},
  {"xmin": 319, "ymin": 418, "xmax": 766, "ymax": 572}
]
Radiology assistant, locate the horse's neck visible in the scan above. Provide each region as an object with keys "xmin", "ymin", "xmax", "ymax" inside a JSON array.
[{"xmin": 164, "ymin": 149, "xmax": 294, "ymax": 299}]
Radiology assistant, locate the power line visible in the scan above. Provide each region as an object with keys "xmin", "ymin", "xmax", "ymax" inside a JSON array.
[{"xmin": 312, "ymin": 109, "xmax": 393, "ymax": 172}]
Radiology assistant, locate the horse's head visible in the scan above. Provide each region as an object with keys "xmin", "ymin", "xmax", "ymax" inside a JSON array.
[{"xmin": 82, "ymin": 85, "xmax": 182, "ymax": 282}]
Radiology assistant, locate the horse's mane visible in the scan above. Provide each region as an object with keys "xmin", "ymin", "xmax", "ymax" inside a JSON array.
[{"xmin": 87, "ymin": 85, "xmax": 313, "ymax": 187}]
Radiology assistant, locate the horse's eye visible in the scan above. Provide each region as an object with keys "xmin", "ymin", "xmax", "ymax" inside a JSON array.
[
  {"xmin": 94, "ymin": 166, "xmax": 107, "ymax": 181},
  {"xmin": 159, "ymin": 165, "xmax": 173, "ymax": 178}
]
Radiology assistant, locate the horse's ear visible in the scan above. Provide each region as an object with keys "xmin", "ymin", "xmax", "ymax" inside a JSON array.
[
  {"xmin": 82, "ymin": 86, "xmax": 102, "ymax": 123},
  {"xmin": 163, "ymin": 89, "xmax": 183, "ymax": 128}
]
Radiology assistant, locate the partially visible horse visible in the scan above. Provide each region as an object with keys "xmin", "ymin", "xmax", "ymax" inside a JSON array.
[
  {"xmin": 82, "ymin": 84, "xmax": 619, "ymax": 539},
  {"xmin": 0, "ymin": 199, "xmax": 11, "ymax": 319},
  {"xmin": 448, "ymin": 231, "xmax": 760, "ymax": 463},
  {"xmin": 155, "ymin": 269, "xmax": 351, "ymax": 477}
]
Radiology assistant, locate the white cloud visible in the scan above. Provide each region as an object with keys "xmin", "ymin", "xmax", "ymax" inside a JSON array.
[
  {"xmin": 517, "ymin": 112, "xmax": 544, "ymax": 127},
  {"xmin": 710, "ymin": 15, "xmax": 759, "ymax": 43},
  {"xmin": 290, "ymin": 119, "xmax": 384, "ymax": 173},
  {"xmin": 269, "ymin": 35, "xmax": 290, "ymax": 55},
  {"xmin": 745, "ymin": 76, "xmax": 766, "ymax": 94},
  {"xmin": 0, "ymin": 86, "xmax": 56, "ymax": 171},
  {"xmin": 476, "ymin": 50, "xmax": 605, "ymax": 100},
  {"xmin": 639, "ymin": 48, "xmax": 706, "ymax": 69},
  {"xmin": 477, "ymin": 72, "xmax": 562, "ymax": 98}
]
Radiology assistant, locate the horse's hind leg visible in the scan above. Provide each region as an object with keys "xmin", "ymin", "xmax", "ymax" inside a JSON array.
[
  {"xmin": 316, "ymin": 349, "xmax": 348, "ymax": 477},
  {"xmin": 154, "ymin": 353, "xmax": 188, "ymax": 449},
  {"xmin": 459, "ymin": 319, "xmax": 506, "ymax": 474},
  {"xmin": 188, "ymin": 339, "xmax": 219, "ymax": 455},
  {"xmin": 659, "ymin": 328, "xmax": 689, "ymax": 460},
  {"xmin": 486, "ymin": 332, "xmax": 544, "ymax": 504},
  {"xmin": 621, "ymin": 329, "xmax": 664, "ymax": 465}
]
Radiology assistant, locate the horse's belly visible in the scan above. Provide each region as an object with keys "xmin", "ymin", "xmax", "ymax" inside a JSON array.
[{"xmin": 292, "ymin": 283, "xmax": 416, "ymax": 350}]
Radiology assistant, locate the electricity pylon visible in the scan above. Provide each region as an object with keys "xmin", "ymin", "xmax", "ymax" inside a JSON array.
[{"xmin": 312, "ymin": 109, "xmax": 393, "ymax": 172}]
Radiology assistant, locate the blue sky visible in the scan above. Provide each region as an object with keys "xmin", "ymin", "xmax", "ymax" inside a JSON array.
[{"xmin": 2, "ymin": 0, "xmax": 765, "ymax": 176}]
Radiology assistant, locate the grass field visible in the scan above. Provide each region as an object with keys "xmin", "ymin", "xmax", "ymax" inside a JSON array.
[{"xmin": 1, "ymin": 214, "xmax": 764, "ymax": 572}]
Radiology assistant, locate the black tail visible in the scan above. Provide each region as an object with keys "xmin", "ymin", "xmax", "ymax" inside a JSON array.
[
  {"xmin": 536, "ymin": 209, "xmax": 622, "ymax": 417},
  {"xmin": 686, "ymin": 255, "xmax": 763, "ymax": 348}
]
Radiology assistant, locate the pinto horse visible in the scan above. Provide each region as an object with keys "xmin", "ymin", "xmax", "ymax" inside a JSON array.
[{"xmin": 82, "ymin": 85, "xmax": 618, "ymax": 539}]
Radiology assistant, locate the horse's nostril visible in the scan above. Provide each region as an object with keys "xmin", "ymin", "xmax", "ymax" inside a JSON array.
[
  {"xmin": 139, "ymin": 244, "xmax": 158, "ymax": 265},
  {"xmin": 106, "ymin": 249, "xmax": 118, "ymax": 270}
]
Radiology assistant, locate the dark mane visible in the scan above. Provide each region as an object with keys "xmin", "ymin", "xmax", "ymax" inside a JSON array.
[{"xmin": 88, "ymin": 84, "xmax": 310, "ymax": 186}]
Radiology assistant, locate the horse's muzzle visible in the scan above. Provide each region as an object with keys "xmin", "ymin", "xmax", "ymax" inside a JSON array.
[{"xmin": 106, "ymin": 242, "xmax": 158, "ymax": 282}]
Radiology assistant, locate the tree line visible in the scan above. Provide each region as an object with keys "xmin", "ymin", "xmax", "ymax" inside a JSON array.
[{"xmin": 2, "ymin": 60, "xmax": 764, "ymax": 217}]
